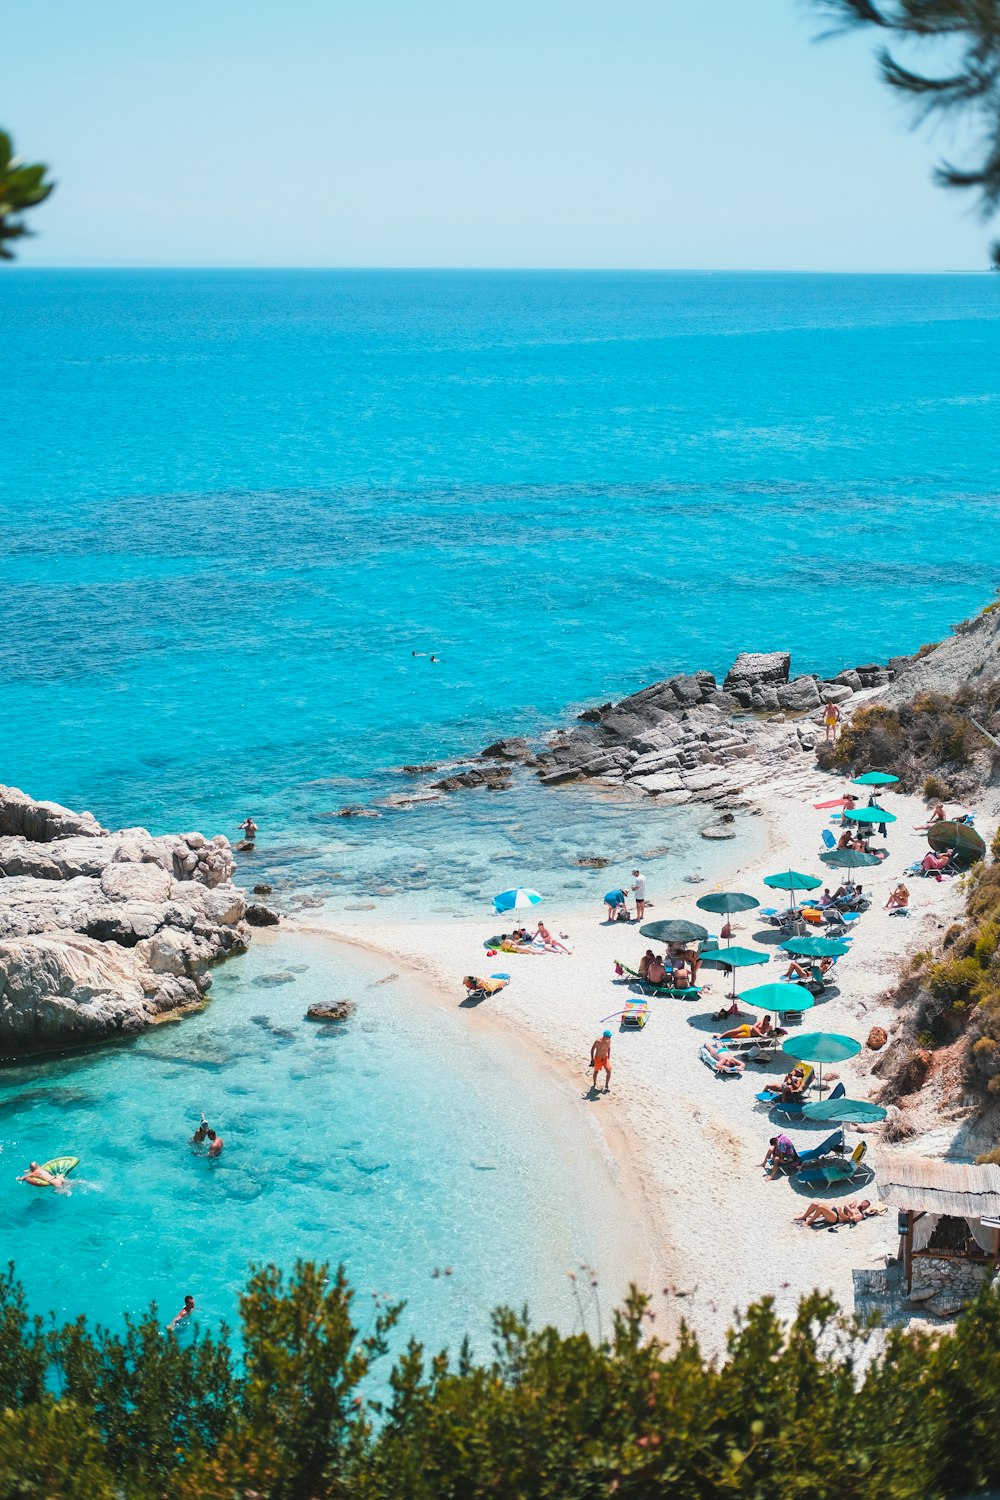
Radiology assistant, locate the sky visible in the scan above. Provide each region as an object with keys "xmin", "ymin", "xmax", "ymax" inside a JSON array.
[{"xmin": 3, "ymin": 0, "xmax": 992, "ymax": 270}]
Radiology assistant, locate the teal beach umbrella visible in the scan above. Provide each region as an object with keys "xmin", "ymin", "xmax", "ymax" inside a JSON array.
[
  {"xmin": 699, "ymin": 945, "xmax": 769, "ymax": 969},
  {"xmin": 800, "ymin": 1096, "xmax": 887, "ymax": 1124},
  {"xmin": 843, "ymin": 806, "xmax": 897, "ymax": 825},
  {"xmin": 696, "ymin": 891, "xmax": 760, "ymax": 945},
  {"xmin": 696, "ymin": 891, "xmax": 760, "ymax": 915},
  {"xmin": 698, "ymin": 944, "xmax": 769, "ymax": 1000},
  {"xmin": 851, "ymin": 771, "xmax": 899, "ymax": 787},
  {"xmin": 764, "ymin": 870, "xmax": 823, "ymax": 892},
  {"xmin": 820, "ymin": 849, "xmax": 880, "ymax": 872},
  {"xmin": 763, "ymin": 868, "xmax": 822, "ymax": 915},
  {"xmin": 737, "ymin": 981, "xmax": 815, "ymax": 1014},
  {"xmin": 779, "ymin": 936, "xmax": 850, "ymax": 958},
  {"xmin": 782, "ymin": 1030, "xmax": 861, "ymax": 1092},
  {"xmin": 639, "ymin": 919, "xmax": 709, "ymax": 945}
]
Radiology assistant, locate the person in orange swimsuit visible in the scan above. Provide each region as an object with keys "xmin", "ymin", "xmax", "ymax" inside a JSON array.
[{"xmin": 590, "ymin": 1029, "xmax": 612, "ymax": 1092}]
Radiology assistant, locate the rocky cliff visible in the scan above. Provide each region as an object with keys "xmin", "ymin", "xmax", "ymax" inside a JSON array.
[{"xmin": 0, "ymin": 786, "xmax": 251, "ymax": 1056}]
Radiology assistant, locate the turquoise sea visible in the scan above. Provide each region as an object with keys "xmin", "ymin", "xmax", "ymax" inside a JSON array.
[{"xmin": 2, "ymin": 270, "xmax": 1000, "ymax": 1344}]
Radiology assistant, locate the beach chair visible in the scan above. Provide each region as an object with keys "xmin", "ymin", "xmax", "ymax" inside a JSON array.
[
  {"xmin": 770, "ymin": 1078, "xmax": 845, "ymax": 1120},
  {"xmin": 755, "ymin": 1064, "xmax": 816, "ymax": 1107},
  {"xmin": 771, "ymin": 1129, "xmax": 845, "ymax": 1177},
  {"xmin": 613, "ymin": 961, "xmax": 701, "ymax": 1000},
  {"xmin": 699, "ymin": 1043, "xmax": 744, "ymax": 1077},
  {"xmin": 621, "ymin": 999, "xmax": 650, "ymax": 1029},
  {"xmin": 718, "ymin": 1029, "xmax": 785, "ymax": 1061},
  {"xmin": 796, "ymin": 1140, "xmax": 870, "ymax": 1187},
  {"xmin": 820, "ymin": 829, "xmax": 837, "ymax": 852},
  {"xmin": 795, "ymin": 1128, "xmax": 845, "ymax": 1166}
]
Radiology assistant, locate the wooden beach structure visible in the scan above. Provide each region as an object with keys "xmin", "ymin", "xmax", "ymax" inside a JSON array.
[{"xmin": 876, "ymin": 1154, "xmax": 1000, "ymax": 1297}]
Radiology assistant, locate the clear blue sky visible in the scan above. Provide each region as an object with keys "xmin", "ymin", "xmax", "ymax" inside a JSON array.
[{"xmin": 4, "ymin": 0, "xmax": 990, "ymax": 269}]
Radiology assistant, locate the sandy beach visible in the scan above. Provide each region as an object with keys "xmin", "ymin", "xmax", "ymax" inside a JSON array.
[{"xmin": 299, "ymin": 755, "xmax": 987, "ymax": 1355}]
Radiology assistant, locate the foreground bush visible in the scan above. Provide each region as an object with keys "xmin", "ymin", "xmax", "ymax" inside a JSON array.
[{"xmin": 3, "ymin": 1263, "xmax": 1000, "ymax": 1497}]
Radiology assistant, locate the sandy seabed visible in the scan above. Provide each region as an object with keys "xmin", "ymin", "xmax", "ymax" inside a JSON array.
[{"xmin": 292, "ymin": 758, "xmax": 983, "ymax": 1356}]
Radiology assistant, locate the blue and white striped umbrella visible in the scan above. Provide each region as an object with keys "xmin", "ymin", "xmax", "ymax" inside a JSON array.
[{"xmin": 492, "ymin": 888, "xmax": 542, "ymax": 914}]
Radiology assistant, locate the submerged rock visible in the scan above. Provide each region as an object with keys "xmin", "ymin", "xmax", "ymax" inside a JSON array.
[{"xmin": 306, "ymin": 1000, "xmax": 355, "ymax": 1022}]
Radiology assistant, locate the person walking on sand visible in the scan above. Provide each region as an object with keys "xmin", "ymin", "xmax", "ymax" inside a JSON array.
[
  {"xmin": 823, "ymin": 701, "xmax": 842, "ymax": 743},
  {"xmin": 590, "ymin": 1030, "xmax": 612, "ymax": 1093},
  {"xmin": 631, "ymin": 869, "xmax": 647, "ymax": 922}
]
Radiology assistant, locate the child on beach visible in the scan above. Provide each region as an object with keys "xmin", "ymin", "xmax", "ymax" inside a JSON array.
[{"xmin": 590, "ymin": 1030, "xmax": 612, "ymax": 1092}]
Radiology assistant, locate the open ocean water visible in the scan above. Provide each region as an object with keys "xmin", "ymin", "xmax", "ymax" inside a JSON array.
[{"xmin": 2, "ymin": 269, "xmax": 999, "ymax": 1341}]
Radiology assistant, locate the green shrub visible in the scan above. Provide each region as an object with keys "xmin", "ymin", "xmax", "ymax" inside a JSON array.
[
  {"xmin": 4, "ymin": 1264, "xmax": 1000, "ymax": 1497},
  {"xmin": 832, "ymin": 681, "xmax": 1000, "ymax": 793}
]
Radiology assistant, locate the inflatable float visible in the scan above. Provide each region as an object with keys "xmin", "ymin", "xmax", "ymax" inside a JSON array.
[{"xmin": 22, "ymin": 1156, "xmax": 79, "ymax": 1187}]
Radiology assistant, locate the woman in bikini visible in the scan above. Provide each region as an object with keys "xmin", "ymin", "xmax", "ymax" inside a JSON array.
[{"xmin": 795, "ymin": 1199, "xmax": 878, "ymax": 1226}]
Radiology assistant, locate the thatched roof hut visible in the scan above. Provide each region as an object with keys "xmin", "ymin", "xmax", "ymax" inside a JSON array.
[
  {"xmin": 876, "ymin": 1154, "xmax": 1000, "ymax": 1220},
  {"xmin": 875, "ymin": 1153, "xmax": 1000, "ymax": 1294}
]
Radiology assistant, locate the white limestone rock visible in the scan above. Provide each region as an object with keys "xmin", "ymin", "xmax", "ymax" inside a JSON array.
[{"xmin": 0, "ymin": 785, "xmax": 250, "ymax": 1056}]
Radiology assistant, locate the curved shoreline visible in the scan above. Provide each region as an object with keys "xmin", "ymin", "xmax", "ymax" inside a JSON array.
[
  {"xmin": 278, "ymin": 917, "xmax": 676, "ymax": 1337},
  {"xmin": 291, "ymin": 760, "xmax": 979, "ymax": 1356}
]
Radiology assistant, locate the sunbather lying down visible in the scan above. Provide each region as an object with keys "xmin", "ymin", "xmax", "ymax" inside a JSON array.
[
  {"xmin": 700, "ymin": 1040, "xmax": 745, "ymax": 1076},
  {"xmin": 716, "ymin": 1013, "xmax": 780, "ymax": 1041},
  {"xmin": 795, "ymin": 1199, "xmax": 884, "ymax": 1227},
  {"xmin": 462, "ymin": 976, "xmax": 508, "ymax": 998}
]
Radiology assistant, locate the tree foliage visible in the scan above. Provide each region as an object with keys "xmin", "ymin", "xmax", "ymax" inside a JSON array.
[
  {"xmin": 2, "ymin": 1259, "xmax": 1000, "ymax": 1496},
  {"xmin": 0, "ymin": 130, "xmax": 54, "ymax": 260},
  {"xmin": 812, "ymin": 1, "xmax": 1000, "ymax": 263}
]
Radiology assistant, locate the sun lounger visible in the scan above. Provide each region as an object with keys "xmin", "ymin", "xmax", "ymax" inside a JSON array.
[
  {"xmin": 621, "ymin": 999, "xmax": 650, "ymax": 1029},
  {"xmin": 770, "ymin": 1128, "xmax": 845, "ymax": 1177},
  {"xmin": 713, "ymin": 1029, "xmax": 785, "ymax": 1061},
  {"xmin": 770, "ymin": 1078, "xmax": 845, "ymax": 1120},
  {"xmin": 820, "ymin": 829, "xmax": 837, "ymax": 852},
  {"xmin": 755, "ymin": 1063, "xmax": 816, "ymax": 1106},
  {"xmin": 699, "ymin": 1043, "xmax": 744, "ymax": 1076},
  {"xmin": 796, "ymin": 1139, "xmax": 869, "ymax": 1186},
  {"xmin": 795, "ymin": 1128, "xmax": 845, "ymax": 1166},
  {"xmin": 613, "ymin": 962, "xmax": 701, "ymax": 1000}
]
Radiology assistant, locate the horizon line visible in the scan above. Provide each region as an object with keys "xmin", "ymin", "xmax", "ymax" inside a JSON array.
[{"xmin": 5, "ymin": 264, "xmax": 994, "ymax": 276}]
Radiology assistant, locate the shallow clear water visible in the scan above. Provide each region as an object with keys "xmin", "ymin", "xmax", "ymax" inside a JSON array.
[
  {"xmin": 2, "ymin": 270, "xmax": 999, "ymax": 1342},
  {"xmin": 1, "ymin": 932, "xmax": 624, "ymax": 1351}
]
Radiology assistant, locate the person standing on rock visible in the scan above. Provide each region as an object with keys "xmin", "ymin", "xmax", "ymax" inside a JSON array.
[
  {"xmin": 823, "ymin": 702, "xmax": 842, "ymax": 743},
  {"xmin": 631, "ymin": 869, "xmax": 647, "ymax": 922}
]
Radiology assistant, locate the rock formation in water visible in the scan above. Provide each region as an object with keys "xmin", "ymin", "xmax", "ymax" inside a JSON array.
[
  {"xmin": 386, "ymin": 651, "xmax": 892, "ymax": 817},
  {"xmin": 0, "ymin": 785, "xmax": 252, "ymax": 1056}
]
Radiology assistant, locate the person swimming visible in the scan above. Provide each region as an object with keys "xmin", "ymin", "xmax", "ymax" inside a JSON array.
[
  {"xmin": 167, "ymin": 1294, "xmax": 196, "ymax": 1331},
  {"xmin": 17, "ymin": 1160, "xmax": 67, "ymax": 1188}
]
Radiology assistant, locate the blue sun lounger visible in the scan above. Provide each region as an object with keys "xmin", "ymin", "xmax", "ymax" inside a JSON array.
[{"xmin": 797, "ymin": 1140, "xmax": 870, "ymax": 1186}]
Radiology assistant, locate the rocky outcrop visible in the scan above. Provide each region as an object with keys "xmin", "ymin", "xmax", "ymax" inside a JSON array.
[
  {"xmin": 0, "ymin": 785, "xmax": 250, "ymax": 1057},
  {"xmin": 512, "ymin": 653, "xmax": 892, "ymax": 807}
]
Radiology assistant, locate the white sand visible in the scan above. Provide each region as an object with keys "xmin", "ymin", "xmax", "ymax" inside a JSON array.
[{"xmin": 297, "ymin": 762, "xmax": 985, "ymax": 1355}]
